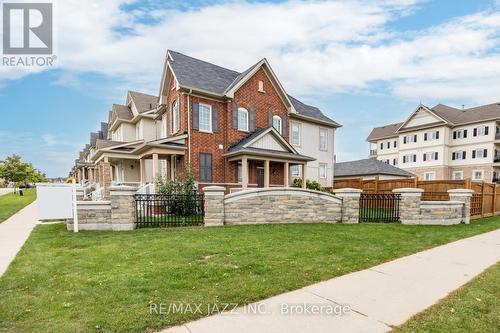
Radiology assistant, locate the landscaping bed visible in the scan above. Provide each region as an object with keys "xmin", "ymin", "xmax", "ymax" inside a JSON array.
[{"xmin": 0, "ymin": 218, "xmax": 499, "ymax": 332}]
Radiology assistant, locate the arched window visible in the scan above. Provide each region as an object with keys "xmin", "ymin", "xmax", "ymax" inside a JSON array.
[
  {"xmin": 272, "ymin": 115, "xmax": 282, "ymax": 134},
  {"xmin": 238, "ymin": 107, "xmax": 249, "ymax": 131}
]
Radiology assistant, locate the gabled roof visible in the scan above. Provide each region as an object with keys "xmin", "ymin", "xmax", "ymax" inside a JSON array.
[
  {"xmin": 164, "ymin": 50, "xmax": 338, "ymax": 126},
  {"xmin": 396, "ymin": 104, "xmax": 449, "ymax": 133},
  {"xmin": 128, "ymin": 91, "xmax": 158, "ymax": 113},
  {"xmin": 112, "ymin": 104, "xmax": 133, "ymax": 121},
  {"xmin": 334, "ymin": 159, "xmax": 414, "ymax": 178},
  {"xmin": 95, "ymin": 139, "xmax": 124, "ymax": 150},
  {"xmin": 369, "ymin": 102, "xmax": 500, "ymax": 142}
]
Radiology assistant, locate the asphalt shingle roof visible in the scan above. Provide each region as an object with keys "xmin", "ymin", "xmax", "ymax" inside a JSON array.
[
  {"xmin": 129, "ymin": 91, "xmax": 158, "ymax": 113},
  {"xmin": 168, "ymin": 50, "xmax": 338, "ymax": 126},
  {"xmin": 228, "ymin": 128, "xmax": 268, "ymax": 152},
  {"xmin": 112, "ymin": 104, "xmax": 133, "ymax": 121},
  {"xmin": 334, "ymin": 159, "xmax": 414, "ymax": 178}
]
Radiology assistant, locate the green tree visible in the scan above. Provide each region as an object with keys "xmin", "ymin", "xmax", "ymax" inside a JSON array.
[{"xmin": 0, "ymin": 155, "xmax": 47, "ymax": 192}]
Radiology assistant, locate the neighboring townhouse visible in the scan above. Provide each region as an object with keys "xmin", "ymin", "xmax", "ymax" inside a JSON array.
[
  {"xmin": 367, "ymin": 103, "xmax": 500, "ymax": 182},
  {"xmin": 72, "ymin": 50, "xmax": 340, "ymax": 196},
  {"xmin": 334, "ymin": 159, "xmax": 414, "ymax": 180}
]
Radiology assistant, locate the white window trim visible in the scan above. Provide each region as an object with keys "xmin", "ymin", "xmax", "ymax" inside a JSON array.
[
  {"xmin": 273, "ymin": 115, "xmax": 282, "ymax": 134},
  {"xmin": 172, "ymin": 99, "xmax": 180, "ymax": 134},
  {"xmin": 291, "ymin": 165, "xmax": 301, "ymax": 177},
  {"xmin": 319, "ymin": 128, "xmax": 328, "ymax": 151},
  {"xmin": 473, "ymin": 169, "xmax": 484, "ymax": 181},
  {"xmin": 452, "ymin": 171, "xmax": 464, "ymax": 180},
  {"xmin": 319, "ymin": 163, "xmax": 327, "ymax": 179},
  {"xmin": 424, "ymin": 172, "xmax": 436, "ymax": 180},
  {"xmin": 237, "ymin": 164, "xmax": 242, "ymax": 183},
  {"xmin": 291, "ymin": 121, "xmax": 301, "ymax": 147},
  {"xmin": 198, "ymin": 103, "xmax": 212, "ymax": 133},
  {"xmin": 237, "ymin": 107, "xmax": 249, "ymax": 132}
]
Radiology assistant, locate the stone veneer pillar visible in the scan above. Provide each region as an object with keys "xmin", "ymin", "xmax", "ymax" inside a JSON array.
[
  {"xmin": 203, "ymin": 186, "xmax": 225, "ymax": 227},
  {"xmin": 101, "ymin": 162, "xmax": 112, "ymax": 199},
  {"xmin": 448, "ymin": 189, "xmax": 474, "ymax": 224},
  {"xmin": 334, "ymin": 188, "xmax": 362, "ymax": 224},
  {"xmin": 392, "ymin": 188, "xmax": 424, "ymax": 224},
  {"xmin": 110, "ymin": 185, "xmax": 137, "ymax": 231}
]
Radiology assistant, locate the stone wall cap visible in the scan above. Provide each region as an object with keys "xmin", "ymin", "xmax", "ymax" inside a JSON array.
[
  {"xmin": 448, "ymin": 189, "xmax": 474, "ymax": 194},
  {"xmin": 77, "ymin": 200, "xmax": 111, "ymax": 205},
  {"xmin": 334, "ymin": 188, "xmax": 363, "ymax": 194},
  {"xmin": 109, "ymin": 185, "xmax": 138, "ymax": 191},
  {"xmin": 203, "ymin": 186, "xmax": 226, "ymax": 192},
  {"xmin": 224, "ymin": 187, "xmax": 342, "ymax": 201},
  {"xmin": 392, "ymin": 188, "xmax": 424, "ymax": 193},
  {"xmin": 421, "ymin": 200, "xmax": 463, "ymax": 205}
]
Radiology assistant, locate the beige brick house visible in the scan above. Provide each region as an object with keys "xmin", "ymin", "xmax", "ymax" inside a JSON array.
[{"xmin": 367, "ymin": 103, "xmax": 500, "ymax": 181}]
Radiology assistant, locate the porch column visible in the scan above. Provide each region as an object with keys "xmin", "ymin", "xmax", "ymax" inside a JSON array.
[
  {"xmin": 77, "ymin": 169, "xmax": 82, "ymax": 183},
  {"xmin": 242, "ymin": 156, "xmax": 249, "ymax": 189},
  {"xmin": 284, "ymin": 162, "xmax": 289, "ymax": 187},
  {"xmin": 264, "ymin": 159, "xmax": 270, "ymax": 188},
  {"xmin": 152, "ymin": 154, "xmax": 159, "ymax": 180},
  {"xmin": 139, "ymin": 159, "xmax": 146, "ymax": 184},
  {"xmin": 170, "ymin": 155, "xmax": 176, "ymax": 181},
  {"xmin": 301, "ymin": 163, "xmax": 307, "ymax": 189}
]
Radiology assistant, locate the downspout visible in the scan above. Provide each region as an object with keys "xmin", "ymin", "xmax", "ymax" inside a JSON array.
[{"xmin": 187, "ymin": 89, "xmax": 192, "ymax": 165}]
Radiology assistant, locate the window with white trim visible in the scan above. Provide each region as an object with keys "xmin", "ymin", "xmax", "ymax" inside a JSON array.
[
  {"xmin": 160, "ymin": 113, "xmax": 167, "ymax": 138},
  {"xmin": 452, "ymin": 171, "xmax": 463, "ymax": 180},
  {"xmin": 272, "ymin": 115, "xmax": 282, "ymax": 134},
  {"xmin": 424, "ymin": 172, "xmax": 436, "ymax": 180},
  {"xmin": 473, "ymin": 126, "xmax": 489, "ymax": 137},
  {"xmin": 319, "ymin": 128, "xmax": 328, "ymax": 151},
  {"xmin": 237, "ymin": 164, "xmax": 242, "ymax": 183},
  {"xmin": 423, "ymin": 151, "xmax": 438, "ymax": 161},
  {"xmin": 403, "ymin": 154, "xmax": 417, "ymax": 163},
  {"xmin": 291, "ymin": 165, "xmax": 301, "ymax": 177},
  {"xmin": 403, "ymin": 134, "xmax": 417, "ymax": 144},
  {"xmin": 472, "ymin": 149, "xmax": 488, "ymax": 159},
  {"xmin": 237, "ymin": 107, "xmax": 248, "ymax": 131},
  {"xmin": 319, "ymin": 163, "xmax": 327, "ymax": 179},
  {"xmin": 382, "ymin": 159, "xmax": 390, "ymax": 164},
  {"xmin": 453, "ymin": 129, "xmax": 467, "ymax": 139},
  {"xmin": 172, "ymin": 99, "xmax": 180, "ymax": 133},
  {"xmin": 291, "ymin": 122, "xmax": 301, "ymax": 146},
  {"xmin": 199, "ymin": 104, "xmax": 212, "ymax": 132},
  {"xmin": 452, "ymin": 151, "xmax": 466, "ymax": 160},
  {"xmin": 473, "ymin": 170, "xmax": 484, "ymax": 180},
  {"xmin": 424, "ymin": 130, "xmax": 439, "ymax": 141}
]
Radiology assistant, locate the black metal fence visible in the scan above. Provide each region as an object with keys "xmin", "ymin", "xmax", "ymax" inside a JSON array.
[
  {"xmin": 359, "ymin": 193, "xmax": 401, "ymax": 223},
  {"xmin": 134, "ymin": 193, "xmax": 205, "ymax": 228}
]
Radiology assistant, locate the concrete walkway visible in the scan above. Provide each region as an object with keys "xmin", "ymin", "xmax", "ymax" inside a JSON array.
[
  {"xmin": 162, "ymin": 228, "xmax": 500, "ymax": 333},
  {"xmin": 0, "ymin": 202, "xmax": 38, "ymax": 276}
]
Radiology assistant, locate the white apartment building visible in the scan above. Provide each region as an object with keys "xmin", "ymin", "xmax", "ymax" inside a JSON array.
[{"xmin": 367, "ymin": 103, "xmax": 500, "ymax": 182}]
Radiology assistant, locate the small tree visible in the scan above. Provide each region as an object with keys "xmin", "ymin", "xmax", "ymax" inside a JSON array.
[{"xmin": 0, "ymin": 155, "xmax": 30, "ymax": 192}]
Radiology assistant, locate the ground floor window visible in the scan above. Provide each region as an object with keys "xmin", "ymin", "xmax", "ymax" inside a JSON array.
[
  {"xmin": 319, "ymin": 163, "xmax": 327, "ymax": 179},
  {"xmin": 290, "ymin": 165, "xmax": 301, "ymax": 177},
  {"xmin": 452, "ymin": 171, "xmax": 463, "ymax": 180},
  {"xmin": 237, "ymin": 164, "xmax": 242, "ymax": 182},
  {"xmin": 423, "ymin": 172, "xmax": 435, "ymax": 180},
  {"xmin": 199, "ymin": 153, "xmax": 212, "ymax": 182},
  {"xmin": 473, "ymin": 170, "xmax": 484, "ymax": 181}
]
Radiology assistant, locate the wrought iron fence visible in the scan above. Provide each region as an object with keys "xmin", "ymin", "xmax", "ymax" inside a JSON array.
[
  {"xmin": 359, "ymin": 193, "xmax": 401, "ymax": 223},
  {"xmin": 134, "ymin": 193, "xmax": 205, "ymax": 228}
]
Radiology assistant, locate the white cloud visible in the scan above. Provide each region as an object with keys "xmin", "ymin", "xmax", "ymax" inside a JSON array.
[{"xmin": 3, "ymin": 0, "xmax": 499, "ymax": 105}]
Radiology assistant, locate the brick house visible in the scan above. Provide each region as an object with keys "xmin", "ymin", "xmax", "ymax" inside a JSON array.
[{"xmin": 72, "ymin": 51, "xmax": 341, "ymax": 195}]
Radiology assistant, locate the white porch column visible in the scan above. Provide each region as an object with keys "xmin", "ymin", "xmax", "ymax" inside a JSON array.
[
  {"xmin": 284, "ymin": 161, "xmax": 289, "ymax": 187},
  {"xmin": 170, "ymin": 155, "xmax": 176, "ymax": 181},
  {"xmin": 301, "ymin": 163, "xmax": 307, "ymax": 189},
  {"xmin": 139, "ymin": 159, "xmax": 146, "ymax": 184},
  {"xmin": 264, "ymin": 159, "xmax": 270, "ymax": 188},
  {"xmin": 242, "ymin": 156, "xmax": 249, "ymax": 190},
  {"xmin": 152, "ymin": 153, "xmax": 159, "ymax": 180}
]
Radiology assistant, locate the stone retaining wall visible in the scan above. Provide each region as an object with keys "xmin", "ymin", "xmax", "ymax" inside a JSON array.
[
  {"xmin": 204, "ymin": 187, "xmax": 362, "ymax": 226},
  {"xmin": 67, "ymin": 201, "xmax": 112, "ymax": 231}
]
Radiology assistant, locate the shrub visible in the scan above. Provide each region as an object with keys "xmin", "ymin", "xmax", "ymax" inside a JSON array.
[
  {"xmin": 291, "ymin": 178, "xmax": 302, "ymax": 188},
  {"xmin": 291, "ymin": 178, "xmax": 323, "ymax": 192}
]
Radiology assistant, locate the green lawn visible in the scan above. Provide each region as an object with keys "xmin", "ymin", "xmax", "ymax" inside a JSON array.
[
  {"xmin": 0, "ymin": 188, "xmax": 36, "ymax": 223},
  {"xmin": 395, "ymin": 263, "xmax": 499, "ymax": 333},
  {"xmin": 0, "ymin": 218, "xmax": 499, "ymax": 333}
]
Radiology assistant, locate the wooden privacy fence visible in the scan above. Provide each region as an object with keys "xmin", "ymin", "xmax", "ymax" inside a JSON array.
[{"xmin": 333, "ymin": 177, "xmax": 500, "ymax": 220}]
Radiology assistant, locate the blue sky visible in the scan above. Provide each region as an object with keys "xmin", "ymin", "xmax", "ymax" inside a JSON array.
[{"xmin": 1, "ymin": 0, "xmax": 500, "ymax": 177}]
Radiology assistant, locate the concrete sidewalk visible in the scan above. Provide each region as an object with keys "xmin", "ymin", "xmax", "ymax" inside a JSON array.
[
  {"xmin": 0, "ymin": 202, "xmax": 38, "ymax": 276},
  {"xmin": 162, "ymin": 228, "xmax": 500, "ymax": 333}
]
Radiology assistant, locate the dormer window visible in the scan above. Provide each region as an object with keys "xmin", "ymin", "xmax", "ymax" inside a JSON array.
[
  {"xmin": 272, "ymin": 115, "xmax": 282, "ymax": 134},
  {"xmin": 258, "ymin": 80, "xmax": 265, "ymax": 93}
]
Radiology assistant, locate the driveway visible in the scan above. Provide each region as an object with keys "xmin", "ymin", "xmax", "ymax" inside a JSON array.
[{"xmin": 162, "ymin": 228, "xmax": 500, "ymax": 333}]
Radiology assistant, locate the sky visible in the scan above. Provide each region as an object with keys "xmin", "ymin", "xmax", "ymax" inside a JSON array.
[{"xmin": 1, "ymin": 0, "xmax": 500, "ymax": 177}]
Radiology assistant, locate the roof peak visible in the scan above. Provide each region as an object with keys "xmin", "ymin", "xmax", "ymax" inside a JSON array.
[{"xmin": 168, "ymin": 49, "xmax": 240, "ymax": 75}]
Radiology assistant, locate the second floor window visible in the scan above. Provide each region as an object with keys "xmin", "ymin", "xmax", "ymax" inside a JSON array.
[
  {"xmin": 453, "ymin": 129, "xmax": 467, "ymax": 139},
  {"xmin": 403, "ymin": 134, "xmax": 417, "ymax": 144},
  {"xmin": 237, "ymin": 108, "xmax": 248, "ymax": 131},
  {"xmin": 473, "ymin": 126, "xmax": 489, "ymax": 137},
  {"xmin": 452, "ymin": 151, "xmax": 466, "ymax": 160},
  {"xmin": 319, "ymin": 128, "xmax": 328, "ymax": 151},
  {"xmin": 291, "ymin": 122, "xmax": 301, "ymax": 146},
  {"xmin": 199, "ymin": 104, "xmax": 212, "ymax": 132},
  {"xmin": 272, "ymin": 115, "xmax": 282, "ymax": 134},
  {"xmin": 424, "ymin": 130, "xmax": 439, "ymax": 141},
  {"xmin": 423, "ymin": 152, "xmax": 438, "ymax": 161},
  {"xmin": 472, "ymin": 149, "xmax": 488, "ymax": 159},
  {"xmin": 403, "ymin": 154, "xmax": 416, "ymax": 163},
  {"xmin": 172, "ymin": 99, "xmax": 180, "ymax": 134}
]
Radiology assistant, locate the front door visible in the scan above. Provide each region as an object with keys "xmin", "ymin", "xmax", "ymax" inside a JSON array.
[{"xmin": 257, "ymin": 167, "xmax": 264, "ymax": 187}]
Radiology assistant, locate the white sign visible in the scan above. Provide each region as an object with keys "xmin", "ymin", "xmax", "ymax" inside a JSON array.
[{"xmin": 36, "ymin": 183, "xmax": 73, "ymax": 220}]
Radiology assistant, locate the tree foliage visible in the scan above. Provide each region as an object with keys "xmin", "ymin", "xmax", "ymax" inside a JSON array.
[{"xmin": 0, "ymin": 155, "xmax": 47, "ymax": 188}]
